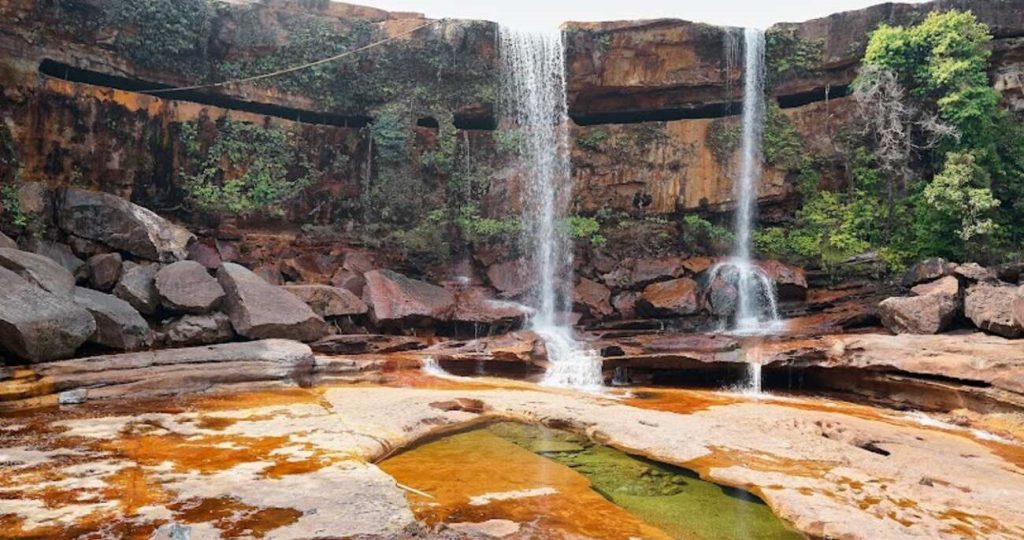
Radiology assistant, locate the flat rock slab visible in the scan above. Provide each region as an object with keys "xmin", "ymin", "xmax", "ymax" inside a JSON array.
[
  {"xmin": 73, "ymin": 287, "xmax": 151, "ymax": 351},
  {"xmin": 283, "ymin": 284, "xmax": 368, "ymax": 318},
  {"xmin": 218, "ymin": 263, "xmax": 327, "ymax": 342},
  {"xmin": 0, "ymin": 247, "xmax": 76, "ymax": 297},
  {"xmin": 311, "ymin": 334, "xmax": 427, "ymax": 355},
  {"xmin": 157, "ymin": 313, "xmax": 235, "ymax": 348},
  {"xmin": 0, "ymin": 266, "xmax": 94, "ymax": 362},
  {"xmin": 155, "ymin": 261, "xmax": 225, "ymax": 314},
  {"xmin": 363, "ymin": 269, "xmax": 455, "ymax": 325}
]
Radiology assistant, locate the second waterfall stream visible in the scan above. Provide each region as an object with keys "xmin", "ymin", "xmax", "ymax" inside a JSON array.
[{"xmin": 498, "ymin": 27, "xmax": 602, "ymax": 391}]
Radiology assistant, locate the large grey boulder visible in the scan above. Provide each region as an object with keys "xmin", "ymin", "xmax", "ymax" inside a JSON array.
[
  {"xmin": 157, "ymin": 313, "xmax": 235, "ymax": 347},
  {"xmin": 155, "ymin": 261, "xmax": 225, "ymax": 314},
  {"xmin": 283, "ymin": 284, "xmax": 368, "ymax": 318},
  {"xmin": 879, "ymin": 294, "xmax": 958, "ymax": 335},
  {"xmin": 114, "ymin": 262, "xmax": 161, "ymax": 315},
  {"xmin": 217, "ymin": 263, "xmax": 328, "ymax": 342},
  {"xmin": 965, "ymin": 283, "xmax": 1022, "ymax": 338},
  {"xmin": 73, "ymin": 287, "xmax": 151, "ymax": 350},
  {"xmin": 0, "ymin": 266, "xmax": 95, "ymax": 361},
  {"xmin": 57, "ymin": 187, "xmax": 194, "ymax": 262},
  {"xmin": 362, "ymin": 269, "xmax": 455, "ymax": 325},
  {"xmin": 0, "ymin": 247, "xmax": 76, "ymax": 297}
]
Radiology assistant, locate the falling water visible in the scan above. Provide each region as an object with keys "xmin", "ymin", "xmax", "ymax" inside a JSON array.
[
  {"xmin": 499, "ymin": 28, "xmax": 602, "ymax": 390},
  {"xmin": 709, "ymin": 28, "xmax": 783, "ymax": 392}
]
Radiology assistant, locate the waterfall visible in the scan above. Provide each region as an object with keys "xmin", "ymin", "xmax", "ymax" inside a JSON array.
[{"xmin": 499, "ymin": 28, "xmax": 602, "ymax": 390}]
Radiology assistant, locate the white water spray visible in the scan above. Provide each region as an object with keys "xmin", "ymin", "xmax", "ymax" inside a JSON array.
[{"xmin": 499, "ymin": 28, "xmax": 602, "ymax": 390}]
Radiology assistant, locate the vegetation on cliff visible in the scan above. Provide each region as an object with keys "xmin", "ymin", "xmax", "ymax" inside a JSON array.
[{"xmin": 758, "ymin": 10, "xmax": 1024, "ymax": 272}]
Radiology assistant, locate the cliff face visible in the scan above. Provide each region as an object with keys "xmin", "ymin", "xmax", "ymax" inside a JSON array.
[{"xmin": 1, "ymin": 0, "xmax": 1023, "ymax": 278}]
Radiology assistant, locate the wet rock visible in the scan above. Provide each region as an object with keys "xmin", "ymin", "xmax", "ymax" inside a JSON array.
[
  {"xmin": 486, "ymin": 259, "xmax": 531, "ymax": 299},
  {"xmin": 954, "ymin": 263, "xmax": 997, "ymax": 283},
  {"xmin": 24, "ymin": 239, "xmax": 85, "ymax": 277},
  {"xmin": 155, "ymin": 261, "xmax": 225, "ymax": 315},
  {"xmin": 428, "ymin": 331, "xmax": 544, "ymax": 364},
  {"xmin": 187, "ymin": 240, "xmax": 221, "ymax": 270},
  {"xmin": 73, "ymin": 287, "xmax": 151, "ymax": 351},
  {"xmin": 451, "ymin": 286, "xmax": 530, "ymax": 326},
  {"xmin": 758, "ymin": 260, "xmax": 808, "ymax": 301},
  {"xmin": 878, "ymin": 294, "xmax": 958, "ymax": 335},
  {"xmin": 965, "ymin": 283, "xmax": 1023, "ymax": 338},
  {"xmin": 911, "ymin": 275, "xmax": 960, "ymax": 297},
  {"xmin": 901, "ymin": 258, "xmax": 956, "ymax": 287},
  {"xmin": 637, "ymin": 277, "xmax": 700, "ymax": 317},
  {"xmin": 644, "ymin": 334, "xmax": 739, "ymax": 353},
  {"xmin": 630, "ymin": 256, "xmax": 685, "ymax": 288},
  {"xmin": 363, "ymin": 269, "xmax": 456, "ymax": 326},
  {"xmin": 58, "ymin": 187, "xmax": 194, "ymax": 262},
  {"xmin": 86, "ymin": 253, "xmax": 122, "ymax": 291},
  {"xmin": 158, "ymin": 313, "xmax": 235, "ymax": 347},
  {"xmin": 218, "ymin": 263, "xmax": 328, "ymax": 342},
  {"xmin": 574, "ymin": 278, "xmax": 613, "ymax": 318},
  {"xmin": 310, "ymin": 334, "xmax": 427, "ymax": 355},
  {"xmin": 680, "ymin": 257, "xmax": 718, "ymax": 275},
  {"xmin": 283, "ymin": 284, "xmax": 368, "ymax": 318},
  {"xmin": 704, "ymin": 266, "xmax": 739, "ymax": 318},
  {"xmin": 612, "ymin": 291, "xmax": 640, "ymax": 319},
  {"xmin": 0, "ymin": 266, "xmax": 95, "ymax": 362},
  {"xmin": 113, "ymin": 262, "xmax": 161, "ymax": 315},
  {"xmin": 0, "ymin": 247, "xmax": 76, "ymax": 297},
  {"xmin": 0, "ymin": 231, "xmax": 16, "ymax": 250}
]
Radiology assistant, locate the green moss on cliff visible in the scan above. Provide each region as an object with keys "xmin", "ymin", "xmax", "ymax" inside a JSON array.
[
  {"xmin": 765, "ymin": 27, "xmax": 823, "ymax": 86},
  {"xmin": 105, "ymin": 0, "xmax": 216, "ymax": 75}
]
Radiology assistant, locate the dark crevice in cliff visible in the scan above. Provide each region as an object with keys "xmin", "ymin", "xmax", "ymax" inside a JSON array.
[
  {"xmin": 570, "ymin": 101, "xmax": 743, "ymax": 126},
  {"xmin": 776, "ymin": 84, "xmax": 852, "ymax": 109},
  {"xmin": 39, "ymin": 59, "xmax": 373, "ymax": 127}
]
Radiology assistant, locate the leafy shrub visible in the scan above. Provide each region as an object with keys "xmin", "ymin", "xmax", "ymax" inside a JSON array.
[
  {"xmin": 180, "ymin": 119, "xmax": 316, "ymax": 218},
  {"xmin": 106, "ymin": 0, "xmax": 215, "ymax": 75},
  {"xmin": 576, "ymin": 130, "xmax": 610, "ymax": 152},
  {"xmin": 562, "ymin": 215, "xmax": 606, "ymax": 246}
]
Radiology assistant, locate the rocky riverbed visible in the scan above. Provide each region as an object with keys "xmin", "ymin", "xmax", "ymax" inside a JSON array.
[{"xmin": 1, "ymin": 371, "xmax": 1022, "ymax": 539}]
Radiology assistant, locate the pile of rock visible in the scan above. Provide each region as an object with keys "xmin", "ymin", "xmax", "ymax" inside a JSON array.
[
  {"xmin": 878, "ymin": 258, "xmax": 1024, "ymax": 337},
  {"xmin": 560, "ymin": 255, "xmax": 807, "ymax": 322}
]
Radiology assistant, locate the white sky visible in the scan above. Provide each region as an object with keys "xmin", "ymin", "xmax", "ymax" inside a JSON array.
[{"xmin": 356, "ymin": 0, "xmax": 930, "ymax": 31}]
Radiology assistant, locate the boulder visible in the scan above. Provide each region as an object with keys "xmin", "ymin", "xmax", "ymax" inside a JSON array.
[
  {"xmin": 217, "ymin": 262, "xmax": 328, "ymax": 342},
  {"xmin": 680, "ymin": 257, "xmax": 717, "ymax": 275},
  {"xmin": 155, "ymin": 261, "xmax": 225, "ymax": 314},
  {"xmin": 901, "ymin": 258, "xmax": 956, "ymax": 287},
  {"xmin": 486, "ymin": 259, "xmax": 531, "ymax": 298},
  {"xmin": 573, "ymin": 278, "xmax": 613, "ymax": 318},
  {"xmin": 72, "ymin": 287, "xmax": 151, "ymax": 351},
  {"xmin": 363, "ymin": 269, "xmax": 456, "ymax": 325},
  {"xmin": 282, "ymin": 254, "xmax": 336, "ymax": 284},
  {"xmin": 0, "ymin": 247, "xmax": 76, "ymax": 297},
  {"xmin": 330, "ymin": 269, "xmax": 366, "ymax": 296},
  {"xmin": 704, "ymin": 266, "xmax": 739, "ymax": 318},
  {"xmin": 253, "ymin": 264, "xmax": 284, "ymax": 285},
  {"xmin": 911, "ymin": 275, "xmax": 960, "ymax": 297},
  {"xmin": 66, "ymin": 235, "xmax": 109, "ymax": 259},
  {"xmin": 57, "ymin": 187, "xmax": 194, "ymax": 262},
  {"xmin": 1014, "ymin": 286, "xmax": 1024, "ymax": 330},
  {"xmin": 629, "ymin": 256, "xmax": 685, "ymax": 288},
  {"xmin": 964, "ymin": 283, "xmax": 1023, "ymax": 338},
  {"xmin": 878, "ymin": 295, "xmax": 958, "ymax": 335},
  {"xmin": 158, "ymin": 313, "xmax": 235, "ymax": 347},
  {"xmin": 283, "ymin": 284, "xmax": 368, "ymax": 318},
  {"xmin": 612, "ymin": 292, "xmax": 640, "ymax": 319},
  {"xmin": 637, "ymin": 277, "xmax": 700, "ymax": 317},
  {"xmin": 994, "ymin": 262, "xmax": 1024, "ymax": 284},
  {"xmin": 954, "ymin": 263, "xmax": 997, "ymax": 284},
  {"xmin": 24, "ymin": 239, "xmax": 85, "ymax": 277},
  {"xmin": 450, "ymin": 286, "xmax": 530, "ymax": 326},
  {"xmin": 0, "ymin": 266, "xmax": 95, "ymax": 362},
  {"xmin": 114, "ymin": 262, "xmax": 161, "ymax": 315},
  {"xmin": 0, "ymin": 231, "xmax": 16, "ymax": 250},
  {"xmin": 757, "ymin": 260, "xmax": 808, "ymax": 301},
  {"xmin": 187, "ymin": 240, "xmax": 222, "ymax": 270},
  {"xmin": 86, "ymin": 253, "xmax": 122, "ymax": 291}
]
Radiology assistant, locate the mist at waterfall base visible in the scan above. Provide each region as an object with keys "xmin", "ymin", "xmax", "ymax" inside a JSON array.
[{"xmin": 499, "ymin": 28, "xmax": 603, "ymax": 391}]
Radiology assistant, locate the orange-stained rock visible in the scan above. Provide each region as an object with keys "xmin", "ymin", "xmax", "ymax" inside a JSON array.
[
  {"xmin": 362, "ymin": 269, "xmax": 455, "ymax": 326},
  {"xmin": 630, "ymin": 256, "xmax": 686, "ymax": 288},
  {"xmin": 486, "ymin": 259, "xmax": 531, "ymax": 299},
  {"xmin": 757, "ymin": 260, "xmax": 808, "ymax": 301},
  {"xmin": 573, "ymin": 278, "xmax": 613, "ymax": 318},
  {"xmin": 637, "ymin": 277, "xmax": 700, "ymax": 317},
  {"xmin": 878, "ymin": 294, "xmax": 958, "ymax": 335}
]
